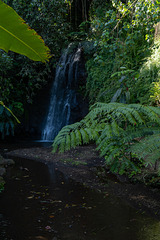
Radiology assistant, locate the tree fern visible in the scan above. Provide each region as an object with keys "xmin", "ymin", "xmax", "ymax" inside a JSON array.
[
  {"xmin": 84, "ymin": 128, "xmax": 99, "ymax": 141},
  {"xmin": 130, "ymin": 133, "xmax": 160, "ymax": 169},
  {"xmin": 84, "ymin": 102, "xmax": 160, "ymax": 129},
  {"xmin": 79, "ymin": 128, "xmax": 90, "ymax": 144},
  {"xmin": 65, "ymin": 134, "xmax": 71, "ymax": 151},
  {"xmin": 59, "ymin": 137, "xmax": 66, "ymax": 153},
  {"xmin": 70, "ymin": 131, "xmax": 77, "ymax": 149},
  {"xmin": 52, "ymin": 102, "xmax": 160, "ymax": 176},
  {"xmin": 129, "ymin": 104, "xmax": 160, "ymax": 124},
  {"xmin": 75, "ymin": 129, "xmax": 82, "ymax": 146}
]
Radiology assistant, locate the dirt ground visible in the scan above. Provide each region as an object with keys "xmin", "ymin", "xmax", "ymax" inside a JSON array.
[{"xmin": 1, "ymin": 142, "xmax": 160, "ymax": 220}]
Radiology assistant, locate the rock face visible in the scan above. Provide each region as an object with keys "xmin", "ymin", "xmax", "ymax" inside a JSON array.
[
  {"xmin": 15, "ymin": 77, "xmax": 53, "ymax": 139},
  {"xmin": 0, "ymin": 155, "xmax": 15, "ymax": 177},
  {"xmin": 0, "ymin": 168, "xmax": 6, "ymax": 176},
  {"xmin": 0, "ymin": 158, "xmax": 15, "ymax": 166}
]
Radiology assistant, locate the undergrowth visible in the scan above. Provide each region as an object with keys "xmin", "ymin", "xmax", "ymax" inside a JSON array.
[{"xmin": 52, "ymin": 102, "xmax": 160, "ymax": 177}]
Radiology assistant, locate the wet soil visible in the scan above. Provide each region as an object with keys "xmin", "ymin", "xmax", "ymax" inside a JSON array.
[{"xmin": 2, "ymin": 143, "xmax": 160, "ymax": 220}]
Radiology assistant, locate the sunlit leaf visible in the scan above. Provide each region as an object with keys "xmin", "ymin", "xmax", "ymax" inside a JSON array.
[
  {"xmin": 0, "ymin": 0, "xmax": 51, "ymax": 62},
  {"xmin": 27, "ymin": 195, "xmax": 34, "ymax": 199}
]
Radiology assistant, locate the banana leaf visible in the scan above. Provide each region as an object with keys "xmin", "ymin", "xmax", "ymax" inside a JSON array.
[{"xmin": 0, "ymin": 0, "xmax": 51, "ymax": 62}]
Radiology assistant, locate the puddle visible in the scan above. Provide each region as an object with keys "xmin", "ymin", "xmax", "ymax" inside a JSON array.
[{"xmin": 0, "ymin": 157, "xmax": 160, "ymax": 240}]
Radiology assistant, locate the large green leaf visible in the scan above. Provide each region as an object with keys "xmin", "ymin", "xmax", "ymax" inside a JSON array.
[
  {"xmin": 0, "ymin": 101, "xmax": 20, "ymax": 123},
  {"xmin": 0, "ymin": 0, "xmax": 51, "ymax": 62}
]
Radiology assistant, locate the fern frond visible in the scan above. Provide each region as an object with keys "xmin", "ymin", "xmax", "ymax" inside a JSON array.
[
  {"xmin": 84, "ymin": 128, "xmax": 99, "ymax": 141},
  {"xmin": 144, "ymin": 151, "xmax": 160, "ymax": 167},
  {"xmin": 149, "ymin": 106, "xmax": 160, "ymax": 116},
  {"xmin": 121, "ymin": 126, "xmax": 153, "ymax": 144},
  {"xmin": 59, "ymin": 137, "xmax": 66, "ymax": 153},
  {"xmin": 65, "ymin": 134, "xmax": 71, "ymax": 151},
  {"xmin": 130, "ymin": 133, "xmax": 160, "ymax": 163},
  {"xmin": 90, "ymin": 102, "xmax": 123, "ymax": 111},
  {"xmin": 125, "ymin": 107, "xmax": 145, "ymax": 124},
  {"xmin": 129, "ymin": 104, "xmax": 160, "ymax": 124},
  {"xmin": 71, "ymin": 131, "xmax": 77, "ymax": 149},
  {"xmin": 52, "ymin": 102, "xmax": 160, "ymax": 175},
  {"xmin": 75, "ymin": 129, "xmax": 82, "ymax": 146},
  {"xmin": 112, "ymin": 106, "xmax": 137, "ymax": 125},
  {"xmin": 105, "ymin": 147, "xmax": 122, "ymax": 164},
  {"xmin": 99, "ymin": 140, "xmax": 119, "ymax": 157},
  {"xmin": 85, "ymin": 103, "xmax": 158, "ymax": 131},
  {"xmin": 111, "ymin": 120, "xmax": 123, "ymax": 136},
  {"xmin": 79, "ymin": 128, "xmax": 90, "ymax": 144},
  {"xmin": 96, "ymin": 124, "xmax": 112, "ymax": 145},
  {"xmin": 97, "ymin": 122, "xmax": 123, "ymax": 146}
]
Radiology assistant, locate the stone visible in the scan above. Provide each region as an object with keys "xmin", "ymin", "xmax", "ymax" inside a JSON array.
[
  {"xmin": 0, "ymin": 158, "xmax": 15, "ymax": 166},
  {"xmin": 0, "ymin": 176, "xmax": 4, "ymax": 183},
  {"xmin": 0, "ymin": 167, "xmax": 6, "ymax": 176}
]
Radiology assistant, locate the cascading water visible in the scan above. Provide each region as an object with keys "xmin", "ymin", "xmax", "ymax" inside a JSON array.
[{"xmin": 42, "ymin": 44, "xmax": 82, "ymax": 140}]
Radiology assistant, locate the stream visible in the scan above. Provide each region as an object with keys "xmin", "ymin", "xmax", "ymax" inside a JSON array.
[{"xmin": 0, "ymin": 154, "xmax": 160, "ymax": 240}]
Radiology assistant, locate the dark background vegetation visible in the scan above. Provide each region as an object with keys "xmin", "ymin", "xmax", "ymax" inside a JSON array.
[{"xmin": 1, "ymin": 0, "xmax": 160, "ymax": 181}]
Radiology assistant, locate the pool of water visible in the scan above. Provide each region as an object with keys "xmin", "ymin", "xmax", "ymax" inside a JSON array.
[{"xmin": 0, "ymin": 157, "xmax": 160, "ymax": 240}]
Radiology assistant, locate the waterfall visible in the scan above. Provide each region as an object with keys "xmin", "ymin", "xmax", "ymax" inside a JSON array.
[{"xmin": 42, "ymin": 45, "xmax": 82, "ymax": 141}]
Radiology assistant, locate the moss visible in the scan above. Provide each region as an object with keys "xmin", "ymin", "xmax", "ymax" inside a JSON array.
[
  {"xmin": 60, "ymin": 158, "xmax": 87, "ymax": 166},
  {"xmin": 0, "ymin": 176, "xmax": 5, "ymax": 193}
]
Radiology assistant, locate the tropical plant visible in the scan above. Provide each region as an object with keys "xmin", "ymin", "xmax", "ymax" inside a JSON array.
[
  {"xmin": 130, "ymin": 133, "xmax": 160, "ymax": 172},
  {"xmin": 52, "ymin": 102, "xmax": 160, "ymax": 176},
  {"xmin": 7, "ymin": 0, "xmax": 70, "ymax": 56},
  {"xmin": 0, "ymin": 0, "xmax": 50, "ymax": 62},
  {"xmin": 135, "ymin": 39, "xmax": 160, "ymax": 105},
  {"xmin": 0, "ymin": 101, "xmax": 20, "ymax": 122},
  {"xmin": 85, "ymin": 0, "xmax": 160, "ymax": 104},
  {"xmin": 0, "ymin": 0, "xmax": 51, "ymax": 138},
  {"xmin": 0, "ymin": 0, "xmax": 73, "ymax": 139},
  {"xmin": 150, "ymin": 81, "xmax": 160, "ymax": 106}
]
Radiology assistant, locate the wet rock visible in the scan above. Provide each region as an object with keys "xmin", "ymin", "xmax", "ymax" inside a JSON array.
[
  {"xmin": 0, "ymin": 158, "xmax": 15, "ymax": 166},
  {"xmin": 0, "ymin": 168, "xmax": 6, "ymax": 176}
]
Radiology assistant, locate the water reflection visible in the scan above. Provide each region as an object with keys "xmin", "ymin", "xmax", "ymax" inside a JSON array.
[{"xmin": 0, "ymin": 158, "xmax": 160, "ymax": 240}]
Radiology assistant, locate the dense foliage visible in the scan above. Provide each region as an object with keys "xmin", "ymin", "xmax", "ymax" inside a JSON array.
[
  {"xmin": 52, "ymin": 102, "xmax": 160, "ymax": 176},
  {"xmin": 85, "ymin": 0, "xmax": 160, "ymax": 105},
  {"xmin": 52, "ymin": 0, "xmax": 160, "ymax": 180},
  {"xmin": 0, "ymin": 0, "xmax": 53, "ymax": 192},
  {"xmin": 0, "ymin": 0, "xmax": 71, "ymax": 137},
  {"xmin": 1, "ymin": 0, "xmax": 160, "ymax": 182}
]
